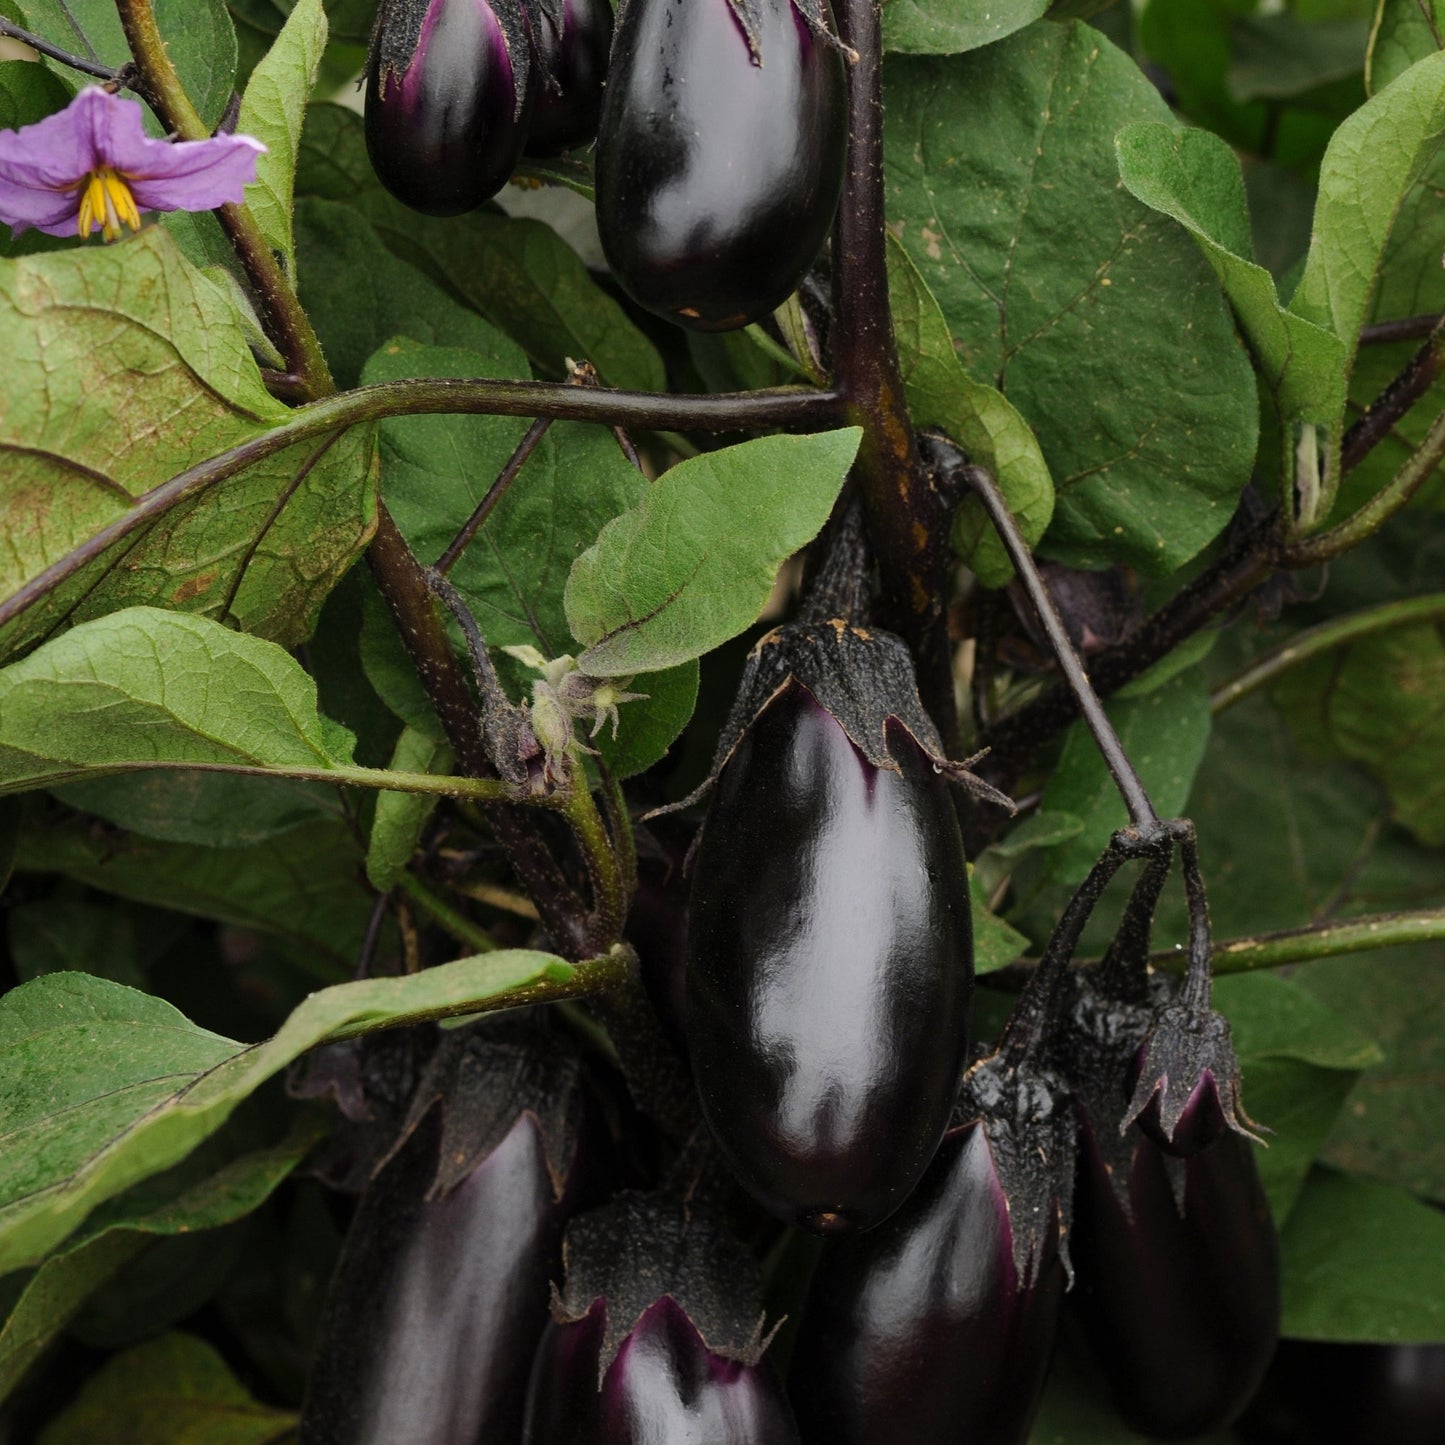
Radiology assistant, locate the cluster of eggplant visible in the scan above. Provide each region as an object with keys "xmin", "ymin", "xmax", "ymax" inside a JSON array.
[{"xmin": 365, "ymin": 0, "xmax": 848, "ymax": 330}]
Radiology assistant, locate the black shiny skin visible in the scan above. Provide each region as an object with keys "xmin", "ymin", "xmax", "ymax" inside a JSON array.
[
  {"xmin": 1071, "ymin": 1122, "xmax": 1280, "ymax": 1439},
  {"xmin": 594, "ymin": 0, "xmax": 847, "ymax": 330},
  {"xmin": 365, "ymin": 0, "xmax": 529, "ymax": 215},
  {"xmin": 525, "ymin": 0, "xmax": 612, "ymax": 157},
  {"xmin": 686, "ymin": 685, "xmax": 973, "ymax": 1233},
  {"xmin": 789, "ymin": 1122, "xmax": 1063, "ymax": 1445},
  {"xmin": 524, "ymin": 1297, "xmax": 800, "ymax": 1444},
  {"xmin": 300, "ymin": 1111, "xmax": 562, "ymax": 1443}
]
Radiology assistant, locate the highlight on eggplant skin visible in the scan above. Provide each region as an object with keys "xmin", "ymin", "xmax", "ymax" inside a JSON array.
[
  {"xmin": 365, "ymin": 0, "xmax": 532, "ymax": 215},
  {"xmin": 1069, "ymin": 1123, "xmax": 1281, "ymax": 1440},
  {"xmin": 788, "ymin": 1121, "xmax": 1064, "ymax": 1445},
  {"xmin": 524, "ymin": 0, "xmax": 613, "ymax": 158},
  {"xmin": 593, "ymin": 0, "xmax": 847, "ymax": 331},
  {"xmin": 299, "ymin": 1108, "xmax": 567, "ymax": 1445},
  {"xmin": 685, "ymin": 681, "xmax": 973, "ymax": 1235}
]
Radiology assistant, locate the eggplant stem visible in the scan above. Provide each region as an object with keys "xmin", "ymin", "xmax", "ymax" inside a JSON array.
[
  {"xmin": 1097, "ymin": 846, "xmax": 1175, "ymax": 1002},
  {"xmin": 1176, "ymin": 825, "xmax": 1216, "ymax": 1013}
]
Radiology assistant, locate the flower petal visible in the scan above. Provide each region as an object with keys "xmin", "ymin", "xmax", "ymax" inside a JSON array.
[
  {"xmin": 0, "ymin": 178, "xmax": 87, "ymax": 236},
  {"xmin": 0, "ymin": 87, "xmax": 113, "ymax": 192},
  {"xmin": 126, "ymin": 133, "xmax": 266, "ymax": 214}
]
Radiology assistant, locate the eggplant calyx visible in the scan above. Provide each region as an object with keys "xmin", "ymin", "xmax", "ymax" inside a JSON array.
[
  {"xmin": 1120, "ymin": 1001, "xmax": 1266, "ymax": 1155},
  {"xmin": 719, "ymin": 0, "xmax": 857, "ymax": 63}
]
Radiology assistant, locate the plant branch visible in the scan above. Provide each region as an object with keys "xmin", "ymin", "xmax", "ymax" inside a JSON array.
[
  {"xmin": 1359, "ymin": 314, "xmax": 1442, "ymax": 346},
  {"xmin": 0, "ymin": 19, "xmax": 127, "ymax": 80},
  {"xmin": 1174, "ymin": 908, "xmax": 1445, "ymax": 974},
  {"xmin": 829, "ymin": 0, "xmax": 955, "ymax": 741},
  {"xmin": 1211, "ymin": 593, "xmax": 1445, "ymax": 714},
  {"xmin": 0, "ymin": 381, "xmax": 844, "ymax": 637},
  {"xmin": 559, "ymin": 759, "xmax": 630, "ymax": 952},
  {"xmin": 435, "ymin": 417, "xmax": 551, "ymax": 575},
  {"xmin": 962, "ymin": 465, "xmax": 1158, "ymax": 828},
  {"xmin": 114, "ymin": 0, "xmax": 334, "ymax": 399},
  {"xmin": 1338, "ymin": 316, "xmax": 1445, "ymax": 475}
]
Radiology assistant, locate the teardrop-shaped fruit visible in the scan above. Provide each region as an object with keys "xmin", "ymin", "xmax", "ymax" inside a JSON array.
[
  {"xmin": 525, "ymin": 0, "xmax": 613, "ymax": 157},
  {"xmin": 686, "ymin": 681, "xmax": 973, "ymax": 1233},
  {"xmin": 594, "ymin": 0, "xmax": 847, "ymax": 331},
  {"xmin": 365, "ymin": 0, "xmax": 531, "ymax": 216}
]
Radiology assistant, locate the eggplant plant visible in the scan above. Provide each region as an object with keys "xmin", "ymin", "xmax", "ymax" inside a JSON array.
[{"xmin": 1, "ymin": 0, "xmax": 1445, "ymax": 1441}]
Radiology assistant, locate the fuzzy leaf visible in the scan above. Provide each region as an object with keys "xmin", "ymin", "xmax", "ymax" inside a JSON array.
[
  {"xmin": 882, "ymin": 0, "xmax": 1049, "ymax": 54},
  {"xmin": 1367, "ymin": 0, "xmax": 1445, "ymax": 95}
]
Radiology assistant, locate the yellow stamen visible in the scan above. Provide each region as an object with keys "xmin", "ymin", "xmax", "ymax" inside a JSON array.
[{"xmin": 75, "ymin": 167, "xmax": 142, "ymax": 243}]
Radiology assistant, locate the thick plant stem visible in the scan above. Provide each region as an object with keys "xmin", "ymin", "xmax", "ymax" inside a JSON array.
[
  {"xmin": 559, "ymin": 764, "xmax": 630, "ymax": 953},
  {"xmin": 1211, "ymin": 593, "xmax": 1445, "ymax": 714},
  {"xmin": 114, "ymin": 0, "xmax": 335, "ymax": 399},
  {"xmin": 1339, "ymin": 317, "xmax": 1445, "ymax": 474},
  {"xmin": 963, "ymin": 465, "xmax": 1159, "ymax": 828},
  {"xmin": 830, "ymin": 0, "xmax": 956, "ymax": 741},
  {"xmin": 1201, "ymin": 908, "xmax": 1445, "ymax": 973}
]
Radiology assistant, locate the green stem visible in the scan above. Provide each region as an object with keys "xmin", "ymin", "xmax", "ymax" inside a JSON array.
[
  {"xmin": 561, "ymin": 760, "xmax": 630, "ymax": 953},
  {"xmin": 1286, "ymin": 406, "xmax": 1445, "ymax": 568},
  {"xmin": 599, "ymin": 764, "xmax": 637, "ymax": 902},
  {"xmin": 394, "ymin": 871, "xmax": 499, "ymax": 954},
  {"xmin": 1186, "ymin": 909, "xmax": 1445, "ymax": 973},
  {"xmin": 0, "ymin": 382, "xmax": 842, "ymax": 636},
  {"xmin": 1211, "ymin": 593, "xmax": 1445, "ymax": 714},
  {"xmin": 113, "ymin": 0, "xmax": 335, "ymax": 399}
]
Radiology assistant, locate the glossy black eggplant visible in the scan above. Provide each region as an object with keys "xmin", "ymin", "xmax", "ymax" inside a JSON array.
[
  {"xmin": 686, "ymin": 676, "xmax": 973, "ymax": 1233},
  {"xmin": 365, "ymin": 0, "xmax": 531, "ymax": 215},
  {"xmin": 1070, "ymin": 1122, "xmax": 1280, "ymax": 1439},
  {"xmin": 788, "ymin": 1120, "xmax": 1065, "ymax": 1445},
  {"xmin": 524, "ymin": 0, "xmax": 612, "ymax": 157},
  {"xmin": 526, "ymin": 1297, "xmax": 800, "ymax": 1444},
  {"xmin": 593, "ymin": 0, "xmax": 847, "ymax": 330}
]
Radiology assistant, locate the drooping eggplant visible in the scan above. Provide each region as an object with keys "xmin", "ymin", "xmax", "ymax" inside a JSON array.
[
  {"xmin": 683, "ymin": 610, "xmax": 1002, "ymax": 1233},
  {"xmin": 365, "ymin": 0, "xmax": 532, "ymax": 215},
  {"xmin": 524, "ymin": 0, "xmax": 612, "ymax": 157},
  {"xmin": 523, "ymin": 1193, "xmax": 799, "ymax": 1444},
  {"xmin": 593, "ymin": 0, "xmax": 847, "ymax": 331},
  {"xmin": 299, "ymin": 1017, "xmax": 590, "ymax": 1444}
]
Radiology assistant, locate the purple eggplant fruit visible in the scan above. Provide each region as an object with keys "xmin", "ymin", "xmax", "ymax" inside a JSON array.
[
  {"xmin": 524, "ymin": 1193, "xmax": 798, "ymax": 1444},
  {"xmin": 300, "ymin": 1019, "xmax": 589, "ymax": 1444},
  {"xmin": 524, "ymin": 0, "xmax": 612, "ymax": 157},
  {"xmin": 365, "ymin": 0, "xmax": 532, "ymax": 215},
  {"xmin": 593, "ymin": 0, "xmax": 847, "ymax": 330}
]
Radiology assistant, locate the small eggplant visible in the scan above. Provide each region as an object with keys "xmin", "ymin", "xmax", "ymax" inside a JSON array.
[
  {"xmin": 524, "ymin": 0, "xmax": 612, "ymax": 157},
  {"xmin": 593, "ymin": 0, "xmax": 847, "ymax": 330},
  {"xmin": 524, "ymin": 1193, "xmax": 798, "ymax": 1444},
  {"xmin": 788, "ymin": 1054, "xmax": 1071, "ymax": 1445},
  {"xmin": 685, "ymin": 623, "xmax": 978, "ymax": 1233},
  {"xmin": 1069, "ymin": 1123, "xmax": 1280, "ymax": 1439},
  {"xmin": 300, "ymin": 1019, "xmax": 589, "ymax": 1444},
  {"xmin": 365, "ymin": 0, "xmax": 532, "ymax": 215}
]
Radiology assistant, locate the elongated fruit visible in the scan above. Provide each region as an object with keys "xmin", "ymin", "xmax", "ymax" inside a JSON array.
[
  {"xmin": 525, "ymin": 0, "xmax": 612, "ymax": 157},
  {"xmin": 594, "ymin": 0, "xmax": 847, "ymax": 330},
  {"xmin": 686, "ymin": 680, "xmax": 973, "ymax": 1233},
  {"xmin": 366, "ymin": 0, "xmax": 531, "ymax": 215}
]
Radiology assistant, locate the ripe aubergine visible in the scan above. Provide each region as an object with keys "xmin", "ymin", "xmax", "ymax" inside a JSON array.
[
  {"xmin": 524, "ymin": 0, "xmax": 612, "ymax": 157},
  {"xmin": 687, "ymin": 672, "xmax": 973, "ymax": 1233},
  {"xmin": 365, "ymin": 0, "xmax": 532, "ymax": 215},
  {"xmin": 593, "ymin": 0, "xmax": 847, "ymax": 330}
]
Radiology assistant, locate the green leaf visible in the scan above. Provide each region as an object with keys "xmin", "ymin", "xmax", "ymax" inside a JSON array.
[
  {"xmin": 0, "ymin": 228, "xmax": 377, "ymax": 663},
  {"xmin": 885, "ymin": 21, "xmax": 1258, "ymax": 573},
  {"xmin": 1039, "ymin": 669, "xmax": 1213, "ymax": 881},
  {"xmin": 0, "ymin": 952, "xmax": 582, "ymax": 1272},
  {"xmin": 0, "ymin": 1121, "xmax": 312, "ymax": 1403},
  {"xmin": 1367, "ymin": 0, "xmax": 1445, "ymax": 95},
  {"xmin": 7, "ymin": 898, "xmax": 180, "ymax": 988},
  {"xmin": 882, "ymin": 0, "xmax": 1050, "ymax": 54},
  {"xmin": 1280, "ymin": 1169, "xmax": 1445, "ymax": 1342},
  {"xmin": 1214, "ymin": 972, "xmax": 1382, "ymax": 1071},
  {"xmin": 565, "ymin": 430, "xmax": 862, "ymax": 677},
  {"xmin": 36, "ymin": 1331, "xmax": 295, "ymax": 1443},
  {"xmin": 0, "ymin": 608, "xmax": 351, "ymax": 796},
  {"xmin": 367, "ymin": 726, "xmax": 450, "ymax": 890},
  {"xmin": 970, "ymin": 870, "xmax": 1031, "ymax": 974},
  {"xmin": 886, "ymin": 234, "xmax": 1054, "ymax": 586},
  {"xmin": 362, "ymin": 337, "xmax": 699, "ymax": 777},
  {"xmin": 295, "ymin": 104, "xmax": 665, "ymax": 391},
  {"xmin": 1228, "ymin": 13, "xmax": 1370, "ymax": 102},
  {"xmin": 237, "ymin": 0, "xmax": 328, "ymax": 280}
]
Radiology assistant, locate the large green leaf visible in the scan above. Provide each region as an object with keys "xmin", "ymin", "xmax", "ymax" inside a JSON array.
[
  {"xmin": 885, "ymin": 20, "xmax": 1258, "ymax": 573},
  {"xmin": 1366, "ymin": 0, "xmax": 1444, "ymax": 94},
  {"xmin": 882, "ymin": 0, "xmax": 1049, "ymax": 54},
  {"xmin": 295, "ymin": 104, "xmax": 665, "ymax": 391},
  {"xmin": 886, "ymin": 234, "xmax": 1054, "ymax": 587},
  {"xmin": 237, "ymin": 0, "xmax": 328, "ymax": 280},
  {"xmin": 1280, "ymin": 1169, "xmax": 1445, "ymax": 1341},
  {"xmin": 565, "ymin": 430, "xmax": 862, "ymax": 677},
  {"xmin": 0, "ymin": 229, "xmax": 377, "ymax": 662},
  {"xmin": 37, "ymin": 1331, "xmax": 295, "ymax": 1443},
  {"xmin": 366, "ymin": 725, "xmax": 450, "ymax": 890},
  {"xmin": 0, "ymin": 1121, "xmax": 313, "ymax": 1402},
  {"xmin": 0, "ymin": 953, "xmax": 587, "ymax": 1272},
  {"xmin": 362, "ymin": 338, "xmax": 700, "ymax": 778}
]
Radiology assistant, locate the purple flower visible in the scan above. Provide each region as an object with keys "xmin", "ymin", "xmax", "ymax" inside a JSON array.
[{"xmin": 0, "ymin": 86, "xmax": 265, "ymax": 243}]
